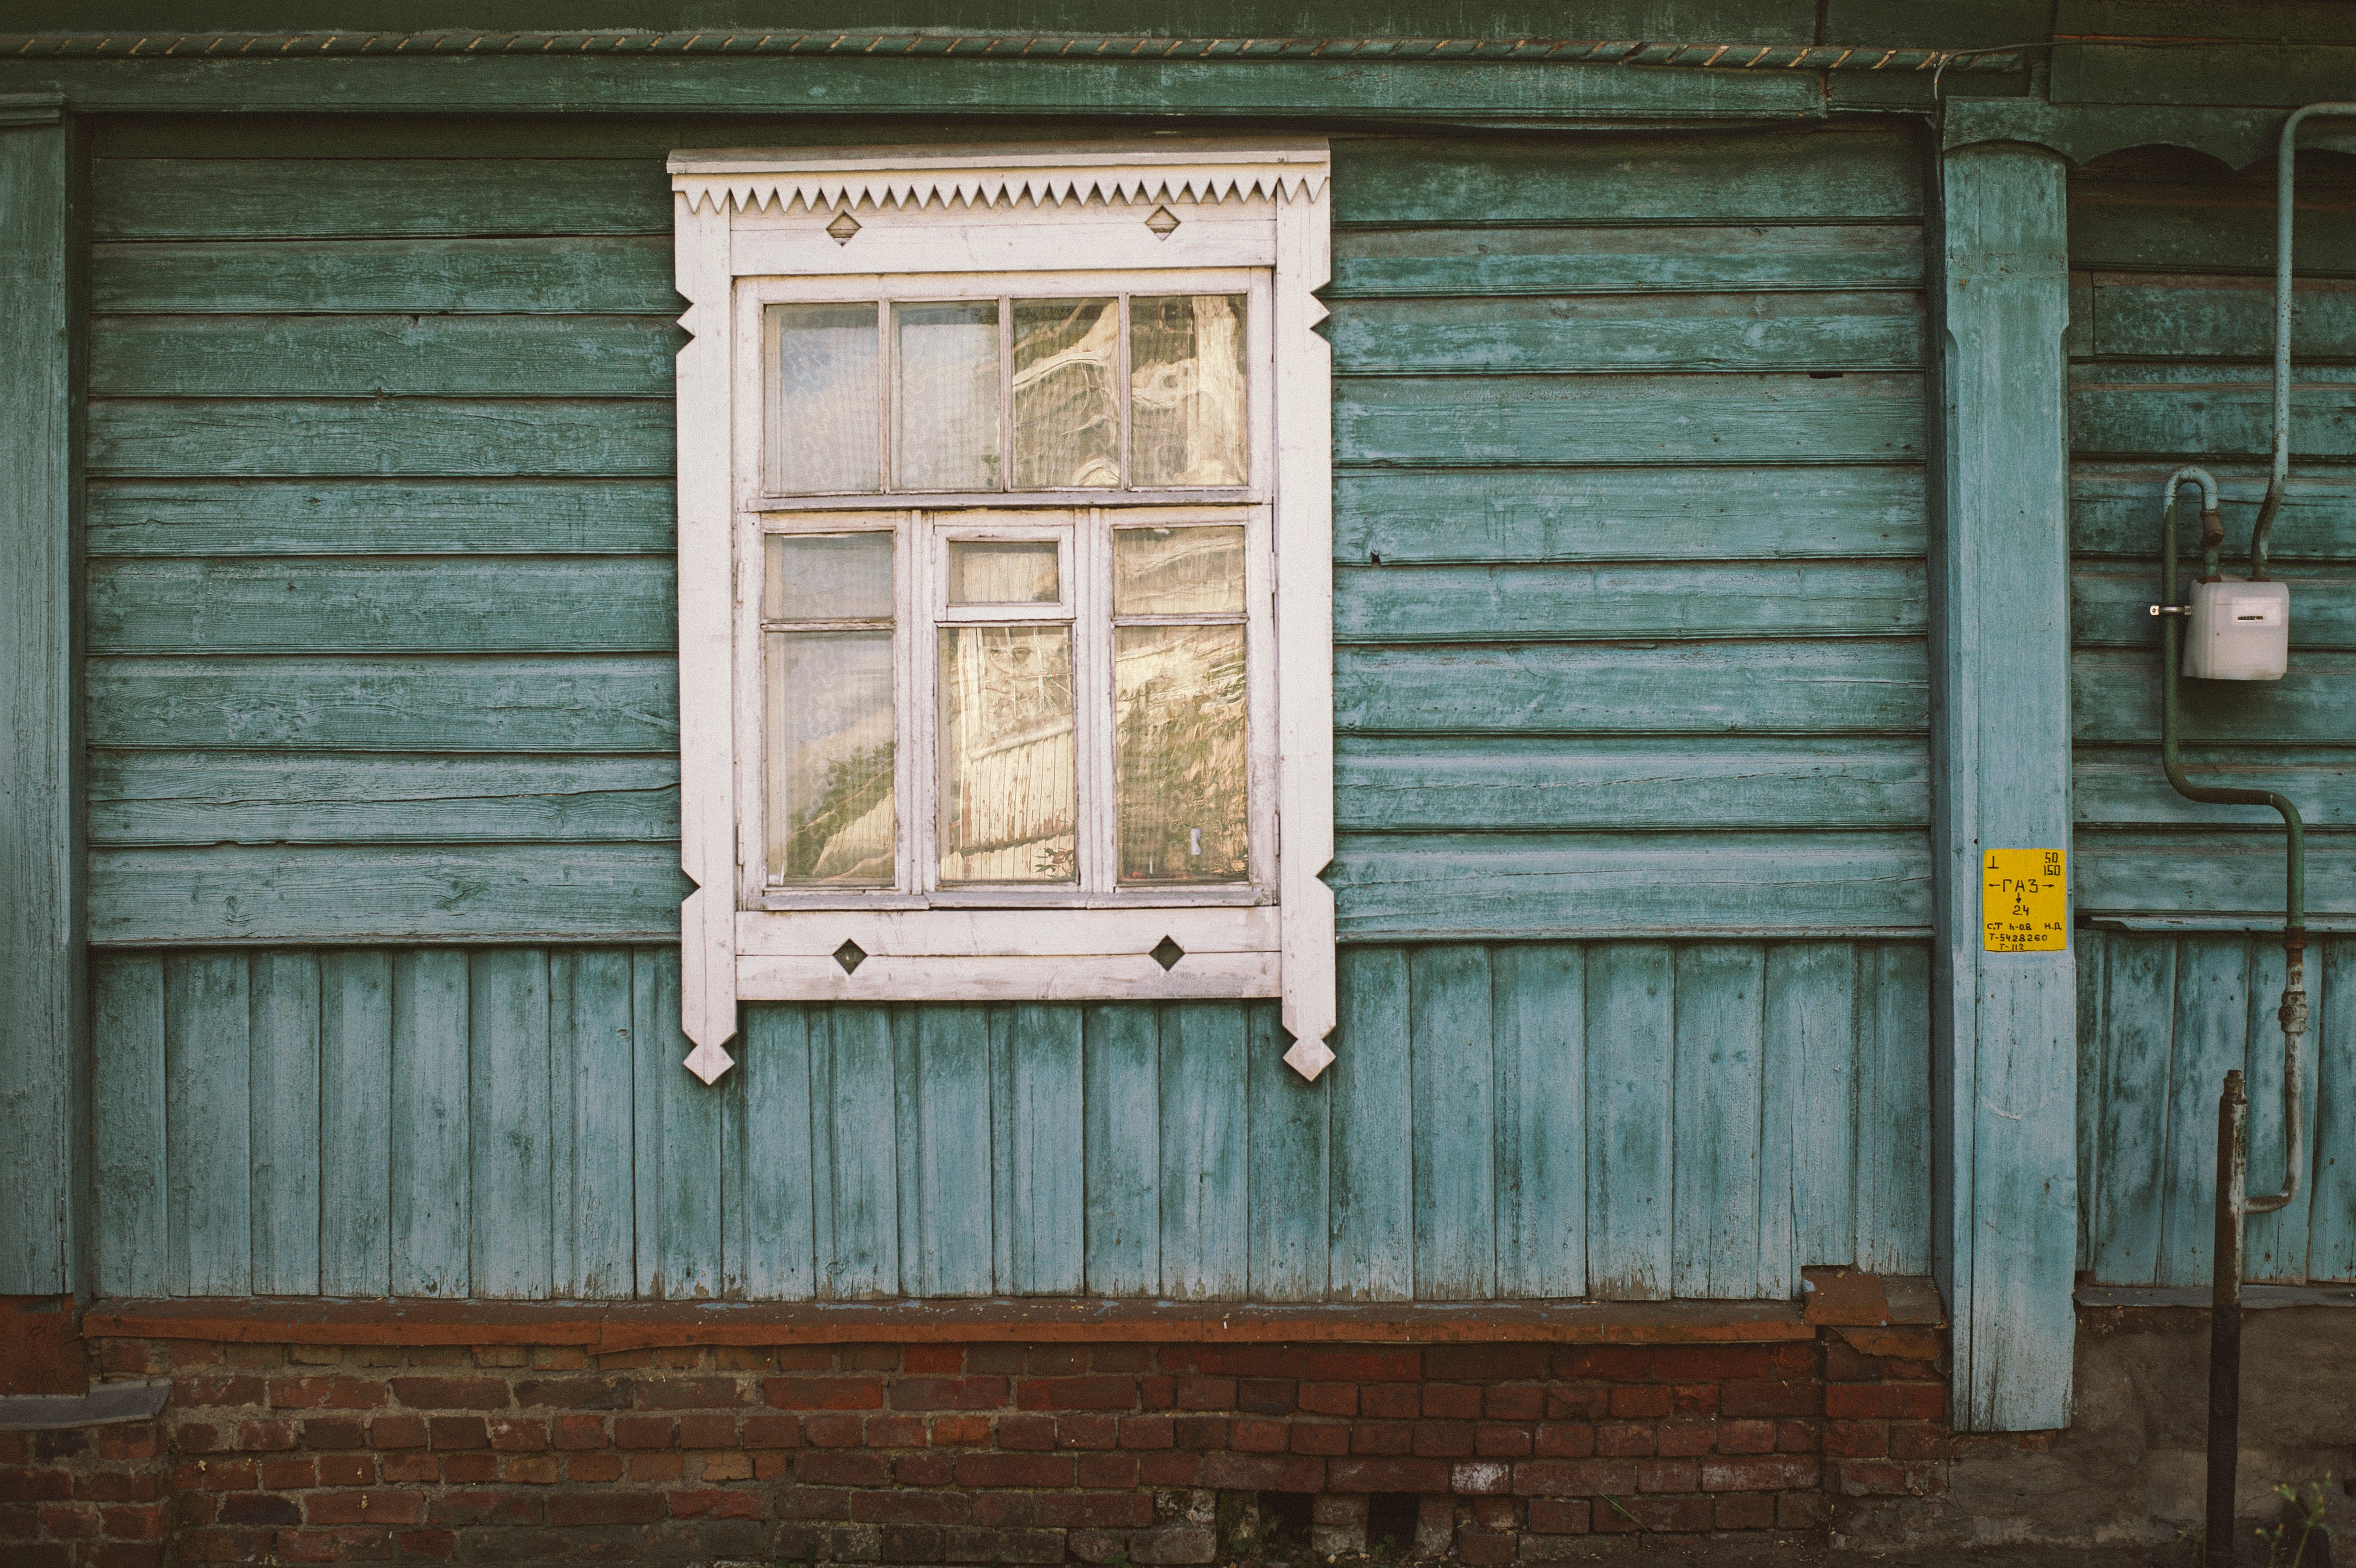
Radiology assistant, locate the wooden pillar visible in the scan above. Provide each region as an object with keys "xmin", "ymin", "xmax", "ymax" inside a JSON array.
[
  {"xmin": 1932, "ymin": 140, "xmax": 2079, "ymax": 1432},
  {"xmin": 0, "ymin": 96, "xmax": 85, "ymax": 1300}
]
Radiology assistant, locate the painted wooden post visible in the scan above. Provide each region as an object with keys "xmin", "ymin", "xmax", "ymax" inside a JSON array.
[
  {"xmin": 0, "ymin": 95, "xmax": 84, "ymax": 1299},
  {"xmin": 1933, "ymin": 140, "xmax": 2079, "ymax": 1433}
]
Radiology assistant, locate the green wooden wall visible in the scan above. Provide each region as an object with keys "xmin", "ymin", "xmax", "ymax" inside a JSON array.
[
  {"xmin": 82, "ymin": 116, "xmax": 1936, "ymax": 1301},
  {"xmin": 2067, "ymin": 146, "xmax": 2356, "ymax": 1287}
]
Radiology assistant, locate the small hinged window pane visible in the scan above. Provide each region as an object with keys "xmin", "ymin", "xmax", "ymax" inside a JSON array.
[
  {"xmin": 947, "ymin": 539, "xmax": 1061, "ymax": 606},
  {"xmin": 938, "ymin": 625, "xmax": 1078, "ymax": 884}
]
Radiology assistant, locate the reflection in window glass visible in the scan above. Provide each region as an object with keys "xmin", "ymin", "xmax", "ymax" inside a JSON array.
[
  {"xmin": 768, "ymin": 303, "xmax": 879, "ymax": 494},
  {"xmin": 765, "ymin": 531, "xmax": 894, "ymax": 622},
  {"xmin": 1011, "ymin": 298, "xmax": 1120, "ymax": 488},
  {"xmin": 766, "ymin": 632, "xmax": 895, "ymax": 885},
  {"xmin": 1115, "ymin": 624, "xmax": 1248, "ymax": 883},
  {"xmin": 1130, "ymin": 295, "xmax": 1247, "ymax": 487},
  {"xmin": 938, "ymin": 625, "xmax": 1077, "ymax": 883},
  {"xmin": 1112, "ymin": 526, "xmax": 1245, "ymax": 617},
  {"xmin": 947, "ymin": 539, "xmax": 1060, "ymax": 605},
  {"xmin": 895, "ymin": 302, "xmax": 1001, "ymax": 492}
]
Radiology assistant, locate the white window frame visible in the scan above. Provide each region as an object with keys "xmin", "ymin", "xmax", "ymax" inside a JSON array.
[{"xmin": 670, "ymin": 141, "xmax": 1336, "ymax": 1086}]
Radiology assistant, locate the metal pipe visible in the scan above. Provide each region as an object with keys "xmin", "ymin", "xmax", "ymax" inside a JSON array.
[
  {"xmin": 2250, "ymin": 102, "xmax": 2356, "ymax": 580},
  {"xmin": 2207, "ymin": 1071, "xmax": 2248, "ymax": 1568}
]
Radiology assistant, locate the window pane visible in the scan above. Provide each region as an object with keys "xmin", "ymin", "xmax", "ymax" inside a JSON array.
[
  {"xmin": 1112, "ymin": 526, "xmax": 1245, "ymax": 617},
  {"xmin": 1130, "ymin": 295, "xmax": 1247, "ymax": 487},
  {"xmin": 895, "ymin": 302, "xmax": 1001, "ymax": 491},
  {"xmin": 766, "ymin": 631, "xmax": 895, "ymax": 885},
  {"xmin": 765, "ymin": 531, "xmax": 893, "ymax": 622},
  {"xmin": 770, "ymin": 303, "xmax": 879, "ymax": 494},
  {"xmin": 947, "ymin": 539, "xmax": 1060, "ymax": 605},
  {"xmin": 1116, "ymin": 624, "xmax": 1248, "ymax": 884},
  {"xmin": 1010, "ymin": 298, "xmax": 1120, "ymax": 488},
  {"xmin": 938, "ymin": 625, "xmax": 1076, "ymax": 883}
]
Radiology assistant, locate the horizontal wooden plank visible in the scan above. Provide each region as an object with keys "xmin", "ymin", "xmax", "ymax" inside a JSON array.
[
  {"xmin": 2088, "ymin": 275, "xmax": 2356, "ymax": 361},
  {"xmin": 1334, "ymin": 131, "xmax": 1922, "ymax": 226},
  {"xmin": 1329, "ymin": 223, "xmax": 1923, "ymax": 298},
  {"xmin": 1329, "ymin": 830, "xmax": 1931, "ymax": 938},
  {"xmin": 89, "ymin": 557, "xmax": 675, "ymax": 653},
  {"xmin": 2070, "ymin": 181, "xmax": 2356, "ymax": 280},
  {"xmin": 1336, "ymin": 737, "xmax": 1928, "ymax": 832},
  {"xmin": 92, "ymin": 159, "xmax": 672, "ymax": 239},
  {"xmin": 91, "ymin": 237, "xmax": 678, "ymax": 315},
  {"xmin": 2076, "ymin": 830, "xmax": 2356, "ymax": 921},
  {"xmin": 89, "ymin": 752, "xmax": 679, "ymax": 845},
  {"xmin": 2069, "ymin": 363, "xmax": 2356, "ymax": 458},
  {"xmin": 91, "ymin": 315, "xmax": 681, "ymax": 397},
  {"xmin": 1335, "ymin": 560, "xmax": 1923, "ymax": 642},
  {"xmin": 737, "ymin": 952, "xmax": 1278, "ymax": 1002},
  {"xmin": 2071, "ymin": 564, "xmax": 2356, "ymax": 650},
  {"xmin": 1327, "ymin": 291, "xmax": 1923, "ymax": 374},
  {"xmin": 89, "ymin": 845, "xmax": 688, "ymax": 945},
  {"xmin": 87, "ymin": 478, "xmax": 674, "ymax": 556},
  {"xmin": 1335, "ymin": 639, "xmax": 1927, "ymax": 736},
  {"xmin": 2073, "ymin": 649, "xmax": 2356, "ymax": 744},
  {"xmin": 2075, "ymin": 747, "xmax": 2356, "ymax": 830},
  {"xmin": 2070, "ymin": 463, "xmax": 2356, "ymax": 562},
  {"xmin": 88, "ymin": 398, "xmax": 673, "ymax": 478},
  {"xmin": 1336, "ymin": 373, "xmax": 1924, "ymax": 466},
  {"xmin": 87, "ymin": 655, "xmax": 677, "ymax": 752},
  {"xmin": 1332, "ymin": 465, "xmax": 1926, "ymax": 564}
]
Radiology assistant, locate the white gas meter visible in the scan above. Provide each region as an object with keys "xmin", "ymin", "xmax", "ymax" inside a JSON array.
[{"xmin": 2182, "ymin": 579, "xmax": 2290, "ymax": 681}]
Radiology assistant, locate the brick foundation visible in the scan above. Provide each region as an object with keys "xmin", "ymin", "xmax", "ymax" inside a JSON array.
[{"xmin": 2, "ymin": 1317, "xmax": 1952, "ymax": 1565}]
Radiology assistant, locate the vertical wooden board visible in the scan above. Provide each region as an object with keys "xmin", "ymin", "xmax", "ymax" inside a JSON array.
[
  {"xmin": 1329, "ymin": 947, "xmax": 1413, "ymax": 1302},
  {"xmin": 1774, "ymin": 942, "xmax": 1856, "ymax": 1273},
  {"xmin": 1081, "ymin": 1003, "xmax": 1159, "ymax": 1296},
  {"xmin": 1490, "ymin": 944, "xmax": 1585, "ymax": 1300},
  {"xmin": 2074, "ymin": 930, "xmax": 2107, "ymax": 1275},
  {"xmin": 1159, "ymin": 1001, "xmax": 1249, "ymax": 1300},
  {"xmin": 2156, "ymin": 937, "xmax": 2250, "ymax": 1288},
  {"xmin": 1671, "ymin": 946, "xmax": 1766, "ymax": 1299},
  {"xmin": 469, "ymin": 949, "xmax": 552, "ymax": 1299},
  {"xmin": 552, "ymin": 949, "xmax": 635, "ymax": 1298},
  {"xmin": 390, "ymin": 950, "xmax": 469, "ymax": 1298},
  {"xmin": 734, "ymin": 1004, "xmax": 815, "ymax": 1299},
  {"xmin": 634, "ymin": 948, "xmax": 724, "ymax": 1299},
  {"xmin": 996, "ymin": 1005, "xmax": 1084, "ymax": 1297},
  {"xmin": 892, "ymin": 1007, "xmax": 923, "ymax": 1293},
  {"xmin": 165, "ymin": 955, "xmax": 251, "ymax": 1297},
  {"xmin": 2242, "ymin": 938, "xmax": 2314, "ymax": 1282},
  {"xmin": 809, "ymin": 1004, "xmax": 898, "ymax": 1299},
  {"xmin": 1408, "ymin": 945, "xmax": 1497, "ymax": 1301},
  {"xmin": 2311, "ymin": 940, "xmax": 2355, "ymax": 1281},
  {"xmin": 1247, "ymin": 1001, "xmax": 1329, "ymax": 1302},
  {"xmin": 1856, "ymin": 943, "xmax": 1932, "ymax": 1275},
  {"xmin": 318, "ymin": 951, "xmax": 392, "ymax": 1297},
  {"xmin": 1586, "ymin": 944, "xmax": 1675, "ymax": 1301},
  {"xmin": 2090, "ymin": 935, "xmax": 2177, "ymax": 1286},
  {"xmin": 247, "ymin": 952, "xmax": 321, "ymax": 1297},
  {"xmin": 93, "ymin": 956, "xmax": 167, "ymax": 1300},
  {"xmin": 904, "ymin": 1005, "xmax": 997, "ymax": 1297}
]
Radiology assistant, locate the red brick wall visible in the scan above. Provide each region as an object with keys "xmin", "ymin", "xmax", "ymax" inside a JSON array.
[{"xmin": 0, "ymin": 1330, "xmax": 1950, "ymax": 1565}]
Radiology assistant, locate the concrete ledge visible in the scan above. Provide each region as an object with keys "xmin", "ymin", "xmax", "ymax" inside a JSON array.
[
  {"xmin": 83, "ymin": 1296, "xmax": 1817, "ymax": 1351},
  {"xmin": 0, "ymin": 1377, "xmax": 170, "ymax": 1431}
]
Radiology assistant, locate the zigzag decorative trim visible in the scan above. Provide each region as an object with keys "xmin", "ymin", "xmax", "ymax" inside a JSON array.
[{"xmin": 672, "ymin": 168, "xmax": 1323, "ymax": 216}]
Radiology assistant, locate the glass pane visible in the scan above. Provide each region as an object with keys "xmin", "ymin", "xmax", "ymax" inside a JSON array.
[
  {"xmin": 1112, "ymin": 526, "xmax": 1246, "ymax": 617},
  {"xmin": 947, "ymin": 539, "xmax": 1060, "ymax": 605},
  {"xmin": 1116, "ymin": 624, "xmax": 1248, "ymax": 884},
  {"xmin": 765, "ymin": 631, "xmax": 895, "ymax": 885},
  {"xmin": 894, "ymin": 302, "xmax": 1001, "ymax": 491},
  {"xmin": 1010, "ymin": 297, "xmax": 1120, "ymax": 489},
  {"xmin": 938, "ymin": 625, "xmax": 1076, "ymax": 883},
  {"xmin": 765, "ymin": 531, "xmax": 893, "ymax": 622},
  {"xmin": 769, "ymin": 303, "xmax": 880, "ymax": 494},
  {"xmin": 1130, "ymin": 294, "xmax": 1248, "ymax": 487}
]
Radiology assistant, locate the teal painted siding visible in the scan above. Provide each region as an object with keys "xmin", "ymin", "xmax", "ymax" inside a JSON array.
[
  {"xmin": 83, "ymin": 118, "xmax": 1936, "ymax": 1300},
  {"xmin": 93, "ymin": 941, "xmax": 1927, "ymax": 1301}
]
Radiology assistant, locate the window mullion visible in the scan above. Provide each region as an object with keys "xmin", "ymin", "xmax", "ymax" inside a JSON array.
[
  {"xmin": 1079, "ymin": 508, "xmax": 1114, "ymax": 898},
  {"xmin": 903, "ymin": 510, "xmax": 932, "ymax": 896}
]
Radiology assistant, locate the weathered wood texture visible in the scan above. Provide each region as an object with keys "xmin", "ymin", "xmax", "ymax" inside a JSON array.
[{"xmin": 90, "ymin": 940, "xmax": 1929, "ymax": 1302}]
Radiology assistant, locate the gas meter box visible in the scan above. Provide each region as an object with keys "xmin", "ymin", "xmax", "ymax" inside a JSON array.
[{"xmin": 2183, "ymin": 579, "xmax": 2290, "ymax": 681}]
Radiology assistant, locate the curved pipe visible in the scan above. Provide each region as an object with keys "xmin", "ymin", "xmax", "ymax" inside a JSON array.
[{"xmin": 2250, "ymin": 103, "xmax": 2356, "ymax": 580}]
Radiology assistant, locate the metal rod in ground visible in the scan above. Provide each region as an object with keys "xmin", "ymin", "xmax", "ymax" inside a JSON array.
[{"xmin": 2206, "ymin": 1069, "xmax": 2248, "ymax": 1568}]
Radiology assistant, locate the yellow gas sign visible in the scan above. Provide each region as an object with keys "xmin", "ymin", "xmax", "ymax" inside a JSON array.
[{"xmin": 1982, "ymin": 849, "xmax": 2068, "ymax": 952}]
